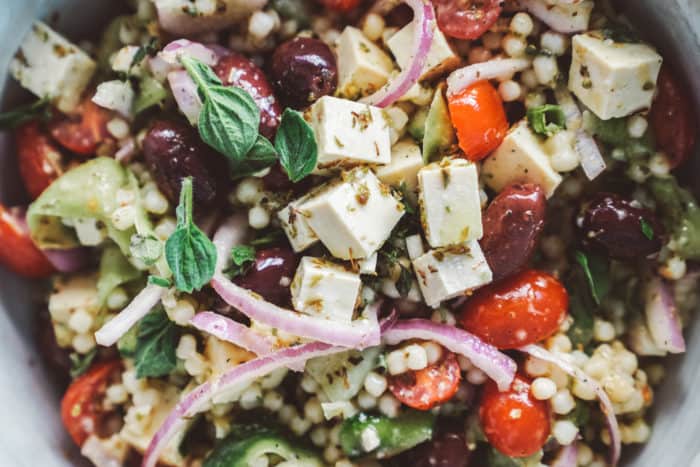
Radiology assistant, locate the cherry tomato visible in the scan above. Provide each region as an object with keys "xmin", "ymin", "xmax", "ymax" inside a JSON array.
[
  {"xmin": 61, "ymin": 360, "xmax": 121, "ymax": 446},
  {"xmin": 14, "ymin": 121, "xmax": 63, "ymax": 199},
  {"xmin": 480, "ymin": 375, "xmax": 551, "ymax": 458},
  {"xmin": 459, "ymin": 270, "xmax": 568, "ymax": 349},
  {"xmin": 0, "ymin": 204, "xmax": 54, "ymax": 278},
  {"xmin": 650, "ymin": 65, "xmax": 697, "ymax": 168},
  {"xmin": 434, "ymin": 0, "xmax": 503, "ymax": 40},
  {"xmin": 48, "ymin": 98, "xmax": 112, "ymax": 155},
  {"xmin": 319, "ymin": 0, "xmax": 362, "ymax": 12},
  {"xmin": 388, "ymin": 351, "xmax": 461, "ymax": 410},
  {"xmin": 448, "ymin": 81, "xmax": 508, "ymax": 161}
]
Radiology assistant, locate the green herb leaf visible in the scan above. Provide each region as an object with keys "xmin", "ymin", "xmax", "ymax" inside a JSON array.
[
  {"xmin": 134, "ymin": 75, "xmax": 168, "ymax": 114},
  {"xmin": 69, "ymin": 349, "xmax": 97, "ymax": 378},
  {"xmin": 181, "ymin": 56, "xmax": 260, "ymax": 162},
  {"xmin": 225, "ymin": 245, "xmax": 257, "ymax": 279},
  {"xmin": 0, "ymin": 98, "xmax": 52, "ymax": 129},
  {"xmin": 249, "ymin": 228, "xmax": 286, "ymax": 247},
  {"xmin": 130, "ymin": 37, "xmax": 158, "ymax": 72},
  {"xmin": 275, "ymin": 108, "xmax": 318, "ymax": 182},
  {"xmin": 134, "ymin": 308, "xmax": 179, "ymax": 378},
  {"xmin": 231, "ymin": 135, "xmax": 278, "ymax": 179},
  {"xmin": 575, "ymin": 251, "xmax": 610, "ymax": 305},
  {"xmin": 396, "ymin": 264, "xmax": 414, "ymax": 298},
  {"xmin": 527, "ymin": 104, "xmax": 566, "ymax": 137},
  {"xmin": 148, "ymin": 275, "xmax": 172, "ymax": 288},
  {"xmin": 130, "ymin": 234, "xmax": 163, "ymax": 266},
  {"xmin": 640, "ymin": 218, "xmax": 654, "ymax": 240},
  {"xmin": 165, "ymin": 178, "xmax": 217, "ymax": 293}
]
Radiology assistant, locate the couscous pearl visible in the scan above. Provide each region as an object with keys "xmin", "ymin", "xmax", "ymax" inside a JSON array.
[
  {"xmin": 248, "ymin": 10, "xmax": 278, "ymax": 40},
  {"xmin": 263, "ymin": 391, "xmax": 284, "ymax": 411},
  {"xmin": 593, "ymin": 319, "xmax": 616, "ymax": 342},
  {"xmin": 324, "ymin": 445, "xmax": 342, "ymax": 464},
  {"xmin": 248, "ymin": 205, "xmax": 270, "ymax": 229},
  {"xmin": 421, "ymin": 341, "xmax": 443, "ymax": 365},
  {"xmin": 362, "ymin": 13, "xmax": 385, "ymax": 42},
  {"xmin": 573, "ymin": 378, "xmax": 597, "ymax": 401},
  {"xmin": 521, "ymin": 69, "xmax": 539, "ymax": 89},
  {"xmin": 176, "ymin": 334, "xmax": 197, "ymax": 360},
  {"xmin": 262, "ymin": 367, "xmax": 288, "ymax": 389},
  {"xmin": 498, "ymin": 80, "xmax": 522, "ymax": 102},
  {"xmin": 550, "ymin": 367, "xmax": 569, "ymax": 389},
  {"xmin": 482, "ymin": 32, "xmax": 502, "ymax": 50},
  {"xmin": 106, "ymin": 384, "xmax": 128, "ymax": 404},
  {"xmin": 387, "ymin": 349, "xmax": 408, "ymax": 375},
  {"xmin": 466, "ymin": 368, "xmax": 488, "ymax": 385},
  {"xmin": 531, "ymin": 377, "xmax": 557, "ymax": 400},
  {"xmin": 533, "ymin": 55, "xmax": 559, "ymax": 85},
  {"xmin": 106, "ymin": 287, "xmax": 129, "ymax": 310},
  {"xmin": 549, "ymin": 142, "xmax": 580, "ymax": 172},
  {"xmin": 301, "ymin": 374, "xmax": 318, "ymax": 393},
  {"xmin": 279, "ymin": 405, "xmax": 297, "ymax": 424},
  {"xmin": 627, "ymin": 114, "xmax": 648, "ymax": 138},
  {"xmin": 169, "ymin": 300, "xmax": 195, "ymax": 326},
  {"xmin": 502, "ymin": 33, "xmax": 526, "ymax": 57},
  {"xmin": 144, "ymin": 189, "xmax": 169, "ymax": 214},
  {"xmin": 525, "ymin": 91, "xmax": 546, "ymax": 109},
  {"xmin": 68, "ymin": 309, "xmax": 94, "ymax": 334},
  {"xmin": 335, "ymin": 459, "xmax": 354, "ymax": 467},
  {"xmin": 73, "ymin": 333, "xmax": 96, "ymax": 354},
  {"xmin": 510, "ymin": 12, "xmax": 534, "ymax": 36},
  {"xmin": 310, "ymin": 427, "xmax": 328, "ymax": 447},
  {"xmin": 184, "ymin": 354, "xmax": 207, "ymax": 376},
  {"xmin": 304, "ymin": 398, "xmax": 324, "ymax": 424},
  {"xmin": 357, "ymin": 390, "xmax": 377, "ymax": 410},
  {"xmin": 577, "ymin": 443, "xmax": 594, "ymax": 465},
  {"xmin": 540, "ymin": 31, "xmax": 568, "ymax": 55},
  {"xmin": 548, "ymin": 334, "xmax": 573, "ymax": 353},
  {"xmin": 659, "ymin": 255, "xmax": 687, "ymax": 280},
  {"xmin": 364, "ymin": 371, "xmax": 388, "ymax": 397},
  {"xmin": 553, "ymin": 420, "xmax": 579, "ymax": 445},
  {"xmin": 378, "ymin": 394, "xmax": 401, "ymax": 418},
  {"xmin": 107, "ymin": 118, "xmax": 130, "ymax": 140},
  {"xmin": 133, "ymin": 388, "xmax": 160, "ymax": 408},
  {"xmin": 116, "ymin": 189, "xmax": 136, "ymax": 206},
  {"xmin": 290, "ymin": 417, "xmax": 312, "ymax": 436},
  {"xmin": 648, "ymin": 152, "xmax": 671, "ymax": 177},
  {"xmin": 236, "ymin": 178, "xmax": 264, "ymax": 205},
  {"xmin": 154, "ymin": 217, "xmax": 177, "ymax": 240},
  {"xmin": 458, "ymin": 355, "xmax": 473, "ymax": 371},
  {"xmin": 111, "ymin": 206, "xmax": 136, "ymax": 230},
  {"xmin": 551, "ymin": 389, "xmax": 576, "ymax": 415},
  {"xmin": 405, "ymin": 344, "xmax": 428, "ymax": 371},
  {"xmin": 621, "ymin": 419, "xmax": 651, "ymax": 443},
  {"xmin": 525, "ymin": 356, "xmax": 549, "ymax": 377},
  {"xmin": 468, "ymin": 46, "xmax": 492, "ymax": 63},
  {"xmin": 329, "ymin": 424, "xmax": 342, "ymax": 445}
]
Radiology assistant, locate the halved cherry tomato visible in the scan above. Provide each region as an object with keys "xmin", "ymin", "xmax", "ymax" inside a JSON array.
[
  {"xmin": 650, "ymin": 65, "xmax": 697, "ymax": 169},
  {"xmin": 388, "ymin": 351, "xmax": 461, "ymax": 411},
  {"xmin": 479, "ymin": 375, "xmax": 551, "ymax": 458},
  {"xmin": 0, "ymin": 204, "xmax": 54, "ymax": 278},
  {"xmin": 459, "ymin": 269, "xmax": 568, "ymax": 349},
  {"xmin": 434, "ymin": 0, "xmax": 503, "ymax": 40},
  {"xmin": 48, "ymin": 98, "xmax": 112, "ymax": 155},
  {"xmin": 319, "ymin": 0, "xmax": 362, "ymax": 11},
  {"xmin": 61, "ymin": 360, "xmax": 121, "ymax": 446},
  {"xmin": 15, "ymin": 121, "xmax": 63, "ymax": 199},
  {"xmin": 448, "ymin": 81, "xmax": 508, "ymax": 161}
]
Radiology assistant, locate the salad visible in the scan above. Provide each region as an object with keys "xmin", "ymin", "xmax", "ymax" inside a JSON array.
[{"xmin": 0, "ymin": 0, "xmax": 697, "ymax": 466}]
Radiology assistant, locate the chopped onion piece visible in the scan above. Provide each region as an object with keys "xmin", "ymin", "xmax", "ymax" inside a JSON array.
[
  {"xmin": 168, "ymin": 70, "xmax": 202, "ymax": 125},
  {"xmin": 518, "ymin": 0, "xmax": 589, "ymax": 33},
  {"xmin": 114, "ymin": 137, "xmax": 137, "ymax": 163},
  {"xmin": 575, "ymin": 130, "xmax": 606, "ymax": 180},
  {"xmin": 95, "ymin": 283, "xmax": 165, "ymax": 347},
  {"xmin": 381, "ymin": 319, "xmax": 516, "ymax": 391},
  {"xmin": 520, "ymin": 344, "xmax": 620, "ymax": 466},
  {"xmin": 361, "ymin": 0, "xmax": 435, "ymax": 107},
  {"xmin": 212, "ymin": 214, "xmax": 249, "ymax": 274},
  {"xmin": 42, "ymin": 247, "xmax": 91, "ymax": 273},
  {"xmin": 92, "ymin": 80, "xmax": 134, "ymax": 118},
  {"xmin": 190, "ymin": 311, "xmax": 276, "ymax": 356},
  {"xmin": 161, "ymin": 39, "xmax": 220, "ymax": 67},
  {"xmin": 447, "ymin": 58, "xmax": 531, "ymax": 97},
  {"xmin": 551, "ymin": 442, "xmax": 578, "ymax": 467},
  {"xmin": 645, "ymin": 276, "xmax": 686, "ymax": 354},
  {"xmin": 554, "ymin": 86, "xmax": 582, "ymax": 131}
]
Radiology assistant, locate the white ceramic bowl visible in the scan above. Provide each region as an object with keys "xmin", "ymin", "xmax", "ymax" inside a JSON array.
[{"xmin": 0, "ymin": 1, "xmax": 698, "ymax": 466}]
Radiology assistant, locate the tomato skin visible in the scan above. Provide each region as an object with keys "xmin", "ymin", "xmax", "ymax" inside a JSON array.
[
  {"xmin": 61, "ymin": 360, "xmax": 121, "ymax": 446},
  {"xmin": 388, "ymin": 351, "xmax": 461, "ymax": 411},
  {"xmin": 319, "ymin": 0, "xmax": 362, "ymax": 11},
  {"xmin": 15, "ymin": 121, "xmax": 63, "ymax": 199},
  {"xmin": 448, "ymin": 81, "xmax": 508, "ymax": 161},
  {"xmin": 0, "ymin": 204, "xmax": 55, "ymax": 278},
  {"xmin": 434, "ymin": 0, "xmax": 503, "ymax": 40},
  {"xmin": 650, "ymin": 65, "xmax": 697, "ymax": 169},
  {"xmin": 48, "ymin": 98, "xmax": 112, "ymax": 155},
  {"xmin": 459, "ymin": 270, "xmax": 568, "ymax": 349},
  {"xmin": 480, "ymin": 375, "xmax": 551, "ymax": 458}
]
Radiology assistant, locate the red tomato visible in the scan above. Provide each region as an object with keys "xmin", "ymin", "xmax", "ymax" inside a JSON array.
[
  {"xmin": 480, "ymin": 375, "xmax": 551, "ymax": 458},
  {"xmin": 319, "ymin": 0, "xmax": 362, "ymax": 11},
  {"xmin": 459, "ymin": 270, "xmax": 568, "ymax": 349},
  {"xmin": 49, "ymin": 98, "xmax": 112, "ymax": 155},
  {"xmin": 434, "ymin": 0, "xmax": 503, "ymax": 40},
  {"xmin": 15, "ymin": 121, "xmax": 63, "ymax": 199},
  {"xmin": 448, "ymin": 81, "xmax": 508, "ymax": 161},
  {"xmin": 388, "ymin": 351, "xmax": 461, "ymax": 410},
  {"xmin": 61, "ymin": 360, "xmax": 121, "ymax": 446},
  {"xmin": 0, "ymin": 204, "xmax": 54, "ymax": 278},
  {"xmin": 650, "ymin": 65, "xmax": 697, "ymax": 168}
]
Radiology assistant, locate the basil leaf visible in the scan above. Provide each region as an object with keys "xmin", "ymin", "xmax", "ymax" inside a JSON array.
[
  {"xmin": 148, "ymin": 275, "xmax": 172, "ymax": 288},
  {"xmin": 249, "ymin": 228, "xmax": 286, "ymax": 247},
  {"xmin": 130, "ymin": 37, "xmax": 158, "ymax": 72},
  {"xmin": 232, "ymin": 245, "xmax": 256, "ymax": 265},
  {"xmin": 69, "ymin": 349, "xmax": 97, "ymax": 378},
  {"xmin": 527, "ymin": 104, "xmax": 566, "ymax": 137},
  {"xmin": 182, "ymin": 56, "xmax": 260, "ymax": 162},
  {"xmin": 134, "ymin": 308, "xmax": 179, "ymax": 379},
  {"xmin": 396, "ymin": 264, "xmax": 414, "ymax": 298},
  {"xmin": 640, "ymin": 218, "xmax": 654, "ymax": 240},
  {"xmin": 0, "ymin": 98, "xmax": 51, "ymax": 129},
  {"xmin": 130, "ymin": 234, "xmax": 163, "ymax": 266},
  {"xmin": 275, "ymin": 108, "xmax": 318, "ymax": 182},
  {"xmin": 165, "ymin": 178, "xmax": 217, "ymax": 293},
  {"xmin": 231, "ymin": 135, "xmax": 278, "ymax": 179},
  {"xmin": 575, "ymin": 251, "xmax": 610, "ymax": 305}
]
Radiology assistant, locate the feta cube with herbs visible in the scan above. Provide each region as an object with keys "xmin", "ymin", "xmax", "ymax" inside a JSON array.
[{"xmin": 2, "ymin": 2, "xmax": 697, "ymax": 467}]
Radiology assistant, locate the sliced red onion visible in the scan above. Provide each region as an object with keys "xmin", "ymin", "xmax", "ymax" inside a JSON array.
[
  {"xmin": 550, "ymin": 442, "xmax": 578, "ymax": 467},
  {"xmin": 517, "ymin": 0, "xmax": 590, "ymax": 33},
  {"xmin": 520, "ymin": 344, "xmax": 620, "ymax": 466},
  {"xmin": 114, "ymin": 137, "xmax": 137, "ymax": 163},
  {"xmin": 361, "ymin": 0, "xmax": 435, "ymax": 108},
  {"xmin": 95, "ymin": 283, "xmax": 165, "ymax": 347},
  {"xmin": 381, "ymin": 319, "xmax": 516, "ymax": 391},
  {"xmin": 212, "ymin": 214, "xmax": 249, "ymax": 274},
  {"xmin": 142, "ymin": 341, "xmax": 346, "ymax": 467},
  {"xmin": 42, "ymin": 247, "xmax": 91, "ymax": 273},
  {"xmin": 190, "ymin": 311, "xmax": 276, "ymax": 356},
  {"xmin": 554, "ymin": 86, "xmax": 583, "ymax": 131},
  {"xmin": 211, "ymin": 275, "xmax": 381, "ymax": 349},
  {"xmin": 161, "ymin": 39, "xmax": 220, "ymax": 67},
  {"xmin": 446, "ymin": 58, "xmax": 531, "ymax": 97},
  {"xmin": 575, "ymin": 130, "xmax": 606, "ymax": 180},
  {"xmin": 645, "ymin": 276, "xmax": 685, "ymax": 354},
  {"xmin": 168, "ymin": 70, "xmax": 202, "ymax": 125}
]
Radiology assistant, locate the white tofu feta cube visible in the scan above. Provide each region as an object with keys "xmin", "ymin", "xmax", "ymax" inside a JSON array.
[
  {"xmin": 405, "ymin": 234, "xmax": 425, "ymax": 260},
  {"xmin": 303, "ymin": 168, "xmax": 405, "ymax": 260},
  {"xmin": 412, "ymin": 241, "xmax": 492, "ymax": 307},
  {"xmin": 358, "ymin": 253, "xmax": 378, "ymax": 275},
  {"xmin": 375, "ymin": 140, "xmax": 425, "ymax": 193},
  {"xmin": 278, "ymin": 193, "xmax": 319, "ymax": 252},
  {"xmin": 10, "ymin": 22, "xmax": 96, "ymax": 113},
  {"xmin": 93, "ymin": 80, "xmax": 135, "ymax": 118},
  {"xmin": 153, "ymin": 0, "xmax": 266, "ymax": 36},
  {"xmin": 111, "ymin": 45, "xmax": 143, "ymax": 75},
  {"xmin": 337, "ymin": 27, "xmax": 394, "ymax": 99},
  {"xmin": 310, "ymin": 96, "xmax": 392, "ymax": 173},
  {"xmin": 418, "ymin": 158, "xmax": 483, "ymax": 248},
  {"xmin": 520, "ymin": 0, "xmax": 593, "ymax": 34},
  {"xmin": 387, "ymin": 23, "xmax": 460, "ymax": 80},
  {"xmin": 291, "ymin": 257, "xmax": 362, "ymax": 323},
  {"xmin": 569, "ymin": 32, "xmax": 662, "ymax": 120},
  {"xmin": 482, "ymin": 121, "xmax": 563, "ymax": 198}
]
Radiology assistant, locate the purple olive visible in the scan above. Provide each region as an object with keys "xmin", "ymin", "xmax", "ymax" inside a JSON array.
[
  {"xmin": 234, "ymin": 247, "xmax": 299, "ymax": 306},
  {"xmin": 142, "ymin": 119, "xmax": 225, "ymax": 207},
  {"xmin": 270, "ymin": 37, "xmax": 338, "ymax": 109},
  {"xmin": 580, "ymin": 193, "xmax": 663, "ymax": 260}
]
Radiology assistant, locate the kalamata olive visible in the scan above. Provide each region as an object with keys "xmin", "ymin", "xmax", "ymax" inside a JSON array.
[
  {"xmin": 270, "ymin": 37, "xmax": 338, "ymax": 109},
  {"xmin": 142, "ymin": 119, "xmax": 224, "ymax": 206},
  {"xmin": 35, "ymin": 309, "xmax": 71, "ymax": 385},
  {"xmin": 215, "ymin": 54, "xmax": 282, "ymax": 139},
  {"xmin": 396, "ymin": 432, "xmax": 471, "ymax": 467},
  {"xmin": 480, "ymin": 184, "xmax": 546, "ymax": 282},
  {"xmin": 580, "ymin": 193, "xmax": 663, "ymax": 260},
  {"xmin": 234, "ymin": 247, "xmax": 299, "ymax": 306}
]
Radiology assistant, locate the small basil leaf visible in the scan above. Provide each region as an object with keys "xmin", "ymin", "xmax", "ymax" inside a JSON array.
[
  {"xmin": 134, "ymin": 308, "xmax": 179, "ymax": 379},
  {"xmin": 0, "ymin": 97, "xmax": 52, "ymax": 129},
  {"xmin": 275, "ymin": 108, "xmax": 318, "ymax": 182},
  {"xmin": 165, "ymin": 178, "xmax": 217, "ymax": 293},
  {"xmin": 527, "ymin": 104, "xmax": 566, "ymax": 137},
  {"xmin": 640, "ymin": 218, "xmax": 654, "ymax": 240},
  {"xmin": 231, "ymin": 245, "xmax": 256, "ymax": 266},
  {"xmin": 248, "ymin": 228, "xmax": 285, "ymax": 247},
  {"xmin": 69, "ymin": 349, "xmax": 98, "ymax": 379},
  {"xmin": 130, "ymin": 234, "xmax": 163, "ymax": 266},
  {"xmin": 148, "ymin": 275, "xmax": 172, "ymax": 288},
  {"xmin": 575, "ymin": 251, "xmax": 610, "ymax": 305},
  {"xmin": 231, "ymin": 135, "xmax": 278, "ymax": 179}
]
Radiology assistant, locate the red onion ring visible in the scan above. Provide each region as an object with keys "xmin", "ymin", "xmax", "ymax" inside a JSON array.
[
  {"xmin": 190, "ymin": 311, "xmax": 276, "ymax": 356},
  {"xmin": 212, "ymin": 214, "xmax": 249, "ymax": 275},
  {"xmin": 168, "ymin": 70, "xmax": 203, "ymax": 124},
  {"xmin": 446, "ymin": 58, "xmax": 531, "ymax": 97},
  {"xmin": 550, "ymin": 442, "xmax": 578, "ymax": 467},
  {"xmin": 42, "ymin": 247, "xmax": 91, "ymax": 273},
  {"xmin": 645, "ymin": 276, "xmax": 686, "ymax": 354}
]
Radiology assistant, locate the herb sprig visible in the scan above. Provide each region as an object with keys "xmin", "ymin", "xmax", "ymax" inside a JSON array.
[
  {"xmin": 527, "ymin": 104, "xmax": 566, "ymax": 137},
  {"xmin": 0, "ymin": 97, "xmax": 52, "ymax": 129},
  {"xmin": 134, "ymin": 308, "xmax": 179, "ymax": 378}
]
